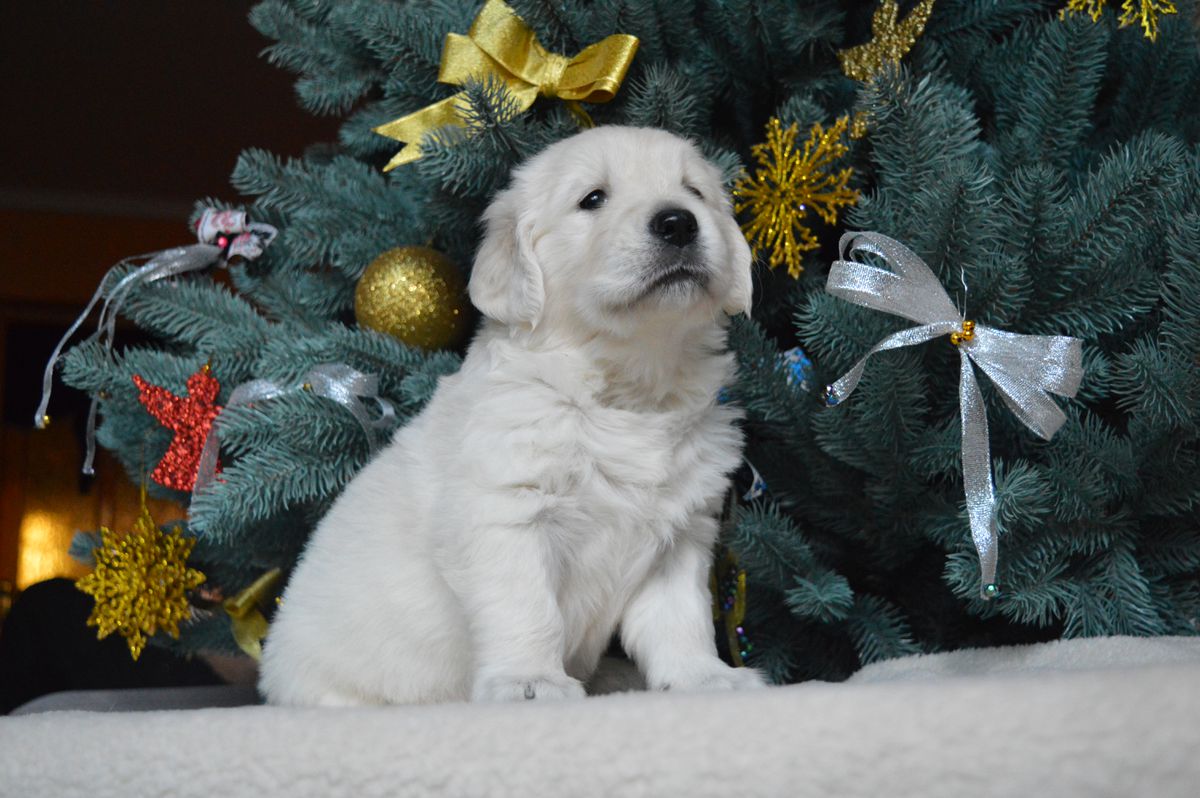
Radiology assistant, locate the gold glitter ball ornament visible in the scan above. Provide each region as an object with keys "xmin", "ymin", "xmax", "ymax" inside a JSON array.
[
  {"xmin": 354, "ymin": 246, "xmax": 470, "ymax": 350},
  {"xmin": 75, "ymin": 495, "xmax": 205, "ymax": 660}
]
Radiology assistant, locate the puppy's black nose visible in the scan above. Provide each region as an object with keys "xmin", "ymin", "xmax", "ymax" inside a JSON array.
[{"xmin": 650, "ymin": 208, "xmax": 698, "ymax": 248}]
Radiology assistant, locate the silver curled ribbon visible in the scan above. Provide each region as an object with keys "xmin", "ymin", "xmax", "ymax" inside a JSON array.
[
  {"xmin": 36, "ymin": 244, "xmax": 220, "ymax": 474},
  {"xmin": 823, "ymin": 232, "xmax": 1083, "ymax": 599},
  {"xmin": 34, "ymin": 210, "xmax": 277, "ymax": 475},
  {"xmin": 192, "ymin": 364, "xmax": 397, "ymax": 496}
]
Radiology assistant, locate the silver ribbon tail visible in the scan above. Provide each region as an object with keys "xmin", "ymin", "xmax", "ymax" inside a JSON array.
[
  {"xmin": 823, "ymin": 232, "xmax": 1084, "ymax": 599},
  {"xmin": 958, "ymin": 354, "xmax": 997, "ymax": 593}
]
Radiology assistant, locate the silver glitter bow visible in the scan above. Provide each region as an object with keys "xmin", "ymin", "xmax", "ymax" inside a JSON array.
[
  {"xmin": 823, "ymin": 232, "xmax": 1083, "ymax": 599},
  {"xmin": 192, "ymin": 364, "xmax": 397, "ymax": 496}
]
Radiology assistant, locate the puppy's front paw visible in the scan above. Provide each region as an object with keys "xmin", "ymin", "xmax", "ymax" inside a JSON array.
[
  {"xmin": 654, "ymin": 661, "xmax": 768, "ymax": 693},
  {"xmin": 472, "ymin": 673, "xmax": 586, "ymax": 703}
]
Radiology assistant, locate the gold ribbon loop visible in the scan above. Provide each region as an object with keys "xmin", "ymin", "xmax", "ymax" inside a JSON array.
[
  {"xmin": 223, "ymin": 568, "xmax": 283, "ymax": 661},
  {"xmin": 374, "ymin": 0, "xmax": 638, "ymax": 170}
]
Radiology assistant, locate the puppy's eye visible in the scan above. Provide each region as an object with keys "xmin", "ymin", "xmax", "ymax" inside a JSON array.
[
  {"xmin": 686, "ymin": 185, "xmax": 704, "ymax": 201},
  {"xmin": 578, "ymin": 189, "xmax": 607, "ymax": 210}
]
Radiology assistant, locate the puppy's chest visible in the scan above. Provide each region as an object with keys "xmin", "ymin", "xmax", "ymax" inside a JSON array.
[{"xmin": 542, "ymin": 400, "xmax": 741, "ymax": 539}]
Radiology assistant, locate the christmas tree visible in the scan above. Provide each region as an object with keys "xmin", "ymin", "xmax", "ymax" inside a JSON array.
[{"xmin": 54, "ymin": 0, "xmax": 1199, "ymax": 679}]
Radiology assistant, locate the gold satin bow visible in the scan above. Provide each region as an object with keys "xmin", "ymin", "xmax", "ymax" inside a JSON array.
[
  {"xmin": 223, "ymin": 568, "xmax": 282, "ymax": 661},
  {"xmin": 374, "ymin": 0, "xmax": 639, "ymax": 171}
]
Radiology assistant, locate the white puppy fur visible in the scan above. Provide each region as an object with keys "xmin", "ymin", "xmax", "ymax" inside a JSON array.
[{"xmin": 259, "ymin": 126, "xmax": 764, "ymax": 705}]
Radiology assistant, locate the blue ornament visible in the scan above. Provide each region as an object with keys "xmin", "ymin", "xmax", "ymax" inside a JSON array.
[{"xmin": 779, "ymin": 347, "xmax": 814, "ymax": 392}]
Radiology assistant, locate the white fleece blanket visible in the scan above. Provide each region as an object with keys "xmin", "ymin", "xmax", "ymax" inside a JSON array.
[{"xmin": 3, "ymin": 636, "xmax": 1198, "ymax": 798}]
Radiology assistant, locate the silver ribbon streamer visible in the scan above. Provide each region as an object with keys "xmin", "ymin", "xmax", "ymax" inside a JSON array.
[
  {"xmin": 34, "ymin": 213, "xmax": 277, "ymax": 474},
  {"xmin": 823, "ymin": 232, "xmax": 1083, "ymax": 599},
  {"xmin": 743, "ymin": 460, "xmax": 767, "ymax": 501},
  {"xmin": 35, "ymin": 245, "xmax": 220, "ymax": 473},
  {"xmin": 192, "ymin": 364, "xmax": 397, "ymax": 496}
]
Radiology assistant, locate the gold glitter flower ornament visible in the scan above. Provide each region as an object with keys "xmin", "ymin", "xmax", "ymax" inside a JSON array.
[
  {"xmin": 76, "ymin": 496, "xmax": 205, "ymax": 660},
  {"xmin": 733, "ymin": 116, "xmax": 858, "ymax": 278}
]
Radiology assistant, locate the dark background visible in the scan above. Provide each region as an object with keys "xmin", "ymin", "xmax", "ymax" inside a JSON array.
[
  {"xmin": 0, "ymin": 2, "xmax": 338, "ymax": 596},
  {"xmin": 0, "ymin": 1, "xmax": 336, "ymax": 219}
]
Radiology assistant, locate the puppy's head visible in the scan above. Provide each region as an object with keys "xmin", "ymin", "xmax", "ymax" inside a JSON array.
[{"xmin": 469, "ymin": 127, "xmax": 753, "ymax": 337}]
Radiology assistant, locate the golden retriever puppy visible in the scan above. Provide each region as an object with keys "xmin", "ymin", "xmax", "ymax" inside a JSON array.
[{"xmin": 260, "ymin": 126, "xmax": 762, "ymax": 705}]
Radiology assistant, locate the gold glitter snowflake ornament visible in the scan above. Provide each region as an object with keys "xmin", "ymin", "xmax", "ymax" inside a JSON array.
[
  {"xmin": 76, "ymin": 497, "xmax": 205, "ymax": 660},
  {"xmin": 1060, "ymin": 0, "xmax": 1177, "ymax": 41},
  {"xmin": 734, "ymin": 116, "xmax": 858, "ymax": 278}
]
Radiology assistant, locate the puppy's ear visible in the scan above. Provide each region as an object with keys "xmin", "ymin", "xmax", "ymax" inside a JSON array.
[
  {"xmin": 721, "ymin": 214, "xmax": 755, "ymax": 317},
  {"xmin": 469, "ymin": 188, "xmax": 545, "ymax": 330}
]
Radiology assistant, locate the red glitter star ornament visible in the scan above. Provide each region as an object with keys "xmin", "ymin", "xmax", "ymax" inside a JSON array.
[{"xmin": 134, "ymin": 365, "xmax": 223, "ymax": 491}]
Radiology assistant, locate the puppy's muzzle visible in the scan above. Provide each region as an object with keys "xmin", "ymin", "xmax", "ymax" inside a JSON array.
[
  {"xmin": 641, "ymin": 206, "xmax": 709, "ymax": 299},
  {"xmin": 649, "ymin": 208, "xmax": 698, "ymax": 248}
]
